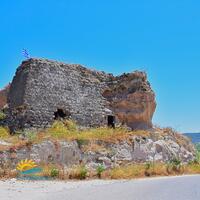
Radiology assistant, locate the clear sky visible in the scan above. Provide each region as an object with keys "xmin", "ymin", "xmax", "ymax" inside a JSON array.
[{"xmin": 0, "ymin": 0, "xmax": 200, "ymax": 132}]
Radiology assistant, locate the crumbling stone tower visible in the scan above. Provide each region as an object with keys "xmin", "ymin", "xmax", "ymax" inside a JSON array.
[{"xmin": 6, "ymin": 58, "xmax": 156, "ymax": 131}]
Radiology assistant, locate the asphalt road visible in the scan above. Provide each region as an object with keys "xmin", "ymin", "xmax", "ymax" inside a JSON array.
[{"xmin": 0, "ymin": 175, "xmax": 200, "ymax": 200}]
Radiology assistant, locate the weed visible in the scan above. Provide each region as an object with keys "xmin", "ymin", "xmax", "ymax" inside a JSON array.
[
  {"xmin": 167, "ymin": 158, "xmax": 183, "ymax": 173},
  {"xmin": 170, "ymin": 157, "xmax": 181, "ymax": 166},
  {"xmin": 193, "ymin": 144, "xmax": 200, "ymax": 164},
  {"xmin": 76, "ymin": 139, "xmax": 89, "ymax": 148},
  {"xmin": 0, "ymin": 126, "xmax": 9, "ymax": 139},
  {"xmin": 25, "ymin": 131, "xmax": 37, "ymax": 142},
  {"xmin": 145, "ymin": 162, "xmax": 153, "ymax": 170},
  {"xmin": 63, "ymin": 120, "xmax": 77, "ymax": 131},
  {"xmin": 144, "ymin": 162, "xmax": 153, "ymax": 176},
  {"xmin": 96, "ymin": 164, "xmax": 105, "ymax": 178},
  {"xmin": 50, "ymin": 168, "xmax": 59, "ymax": 178},
  {"xmin": 196, "ymin": 143, "xmax": 200, "ymax": 152},
  {"xmin": 79, "ymin": 166, "xmax": 88, "ymax": 180},
  {"xmin": 0, "ymin": 111, "xmax": 6, "ymax": 120}
]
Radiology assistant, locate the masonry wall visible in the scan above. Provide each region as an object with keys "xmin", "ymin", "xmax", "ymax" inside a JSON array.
[
  {"xmin": 6, "ymin": 58, "xmax": 156, "ymax": 131},
  {"xmin": 8, "ymin": 59, "xmax": 114, "ymax": 130}
]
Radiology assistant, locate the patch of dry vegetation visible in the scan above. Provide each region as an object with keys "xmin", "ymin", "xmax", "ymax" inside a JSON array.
[
  {"xmin": 185, "ymin": 163, "xmax": 200, "ymax": 174},
  {"xmin": 81, "ymin": 142, "xmax": 108, "ymax": 153},
  {"xmin": 1, "ymin": 161, "xmax": 200, "ymax": 180},
  {"xmin": 110, "ymin": 164, "xmax": 146, "ymax": 179},
  {"xmin": 0, "ymin": 120, "xmax": 200, "ymax": 180},
  {"xmin": 0, "ymin": 120, "xmax": 150, "ymax": 148},
  {"xmin": 45, "ymin": 120, "xmax": 149, "ymax": 143},
  {"xmin": 0, "ymin": 126, "xmax": 32, "ymax": 152},
  {"xmin": 0, "ymin": 126, "xmax": 9, "ymax": 139}
]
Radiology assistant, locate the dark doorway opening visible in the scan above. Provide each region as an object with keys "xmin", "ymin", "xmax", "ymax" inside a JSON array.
[
  {"xmin": 107, "ymin": 115, "xmax": 115, "ymax": 128},
  {"xmin": 54, "ymin": 109, "xmax": 67, "ymax": 120}
]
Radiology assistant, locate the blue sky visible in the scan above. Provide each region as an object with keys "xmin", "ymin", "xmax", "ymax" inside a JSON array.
[{"xmin": 0, "ymin": 0, "xmax": 200, "ymax": 132}]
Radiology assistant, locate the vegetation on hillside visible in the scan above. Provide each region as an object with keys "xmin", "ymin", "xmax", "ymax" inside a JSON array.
[
  {"xmin": 1, "ymin": 160, "xmax": 200, "ymax": 180},
  {"xmin": 0, "ymin": 126, "xmax": 9, "ymax": 139},
  {"xmin": 0, "ymin": 120, "xmax": 149, "ymax": 150},
  {"xmin": 0, "ymin": 111, "xmax": 6, "ymax": 120},
  {"xmin": 0, "ymin": 120, "xmax": 199, "ymax": 180}
]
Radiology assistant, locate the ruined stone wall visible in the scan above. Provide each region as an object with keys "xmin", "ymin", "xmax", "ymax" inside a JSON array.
[
  {"xmin": 6, "ymin": 58, "xmax": 156, "ymax": 131},
  {"xmin": 8, "ymin": 59, "xmax": 115, "ymax": 130}
]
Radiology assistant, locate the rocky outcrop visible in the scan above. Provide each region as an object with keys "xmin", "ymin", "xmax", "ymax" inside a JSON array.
[
  {"xmin": 0, "ymin": 129, "xmax": 195, "ymax": 169},
  {"xmin": 0, "ymin": 85, "xmax": 10, "ymax": 109},
  {"xmin": 4, "ymin": 58, "xmax": 156, "ymax": 131},
  {"xmin": 103, "ymin": 71, "xmax": 156, "ymax": 129}
]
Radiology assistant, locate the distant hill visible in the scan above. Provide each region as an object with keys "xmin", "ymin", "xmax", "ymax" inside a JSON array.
[{"xmin": 0, "ymin": 84, "xmax": 10, "ymax": 109}]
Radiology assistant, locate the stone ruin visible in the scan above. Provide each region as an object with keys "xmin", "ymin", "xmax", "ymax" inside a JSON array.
[{"xmin": 1, "ymin": 58, "xmax": 156, "ymax": 131}]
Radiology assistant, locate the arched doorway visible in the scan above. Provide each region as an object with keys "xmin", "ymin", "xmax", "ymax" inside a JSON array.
[
  {"xmin": 107, "ymin": 115, "xmax": 115, "ymax": 128},
  {"xmin": 54, "ymin": 109, "xmax": 67, "ymax": 120}
]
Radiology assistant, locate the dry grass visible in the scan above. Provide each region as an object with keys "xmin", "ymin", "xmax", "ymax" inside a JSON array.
[
  {"xmin": 81, "ymin": 142, "xmax": 108, "ymax": 153},
  {"xmin": 34, "ymin": 163, "xmax": 200, "ymax": 180},
  {"xmin": 0, "ymin": 120, "xmax": 150, "ymax": 158},
  {"xmin": 185, "ymin": 163, "xmax": 200, "ymax": 174},
  {"xmin": 44, "ymin": 120, "xmax": 149, "ymax": 143},
  {"xmin": 38, "ymin": 164, "xmax": 88, "ymax": 180},
  {"xmin": 110, "ymin": 163, "xmax": 169, "ymax": 179},
  {"xmin": 0, "ymin": 126, "xmax": 9, "ymax": 139},
  {"xmin": 110, "ymin": 164, "xmax": 146, "ymax": 179},
  {"xmin": 1, "ymin": 161, "xmax": 200, "ymax": 180},
  {"xmin": 107, "ymin": 163, "xmax": 200, "ymax": 179},
  {"xmin": 0, "ymin": 120, "xmax": 149, "ymax": 146},
  {"xmin": 0, "ymin": 121, "xmax": 199, "ymax": 180},
  {"xmin": 0, "ymin": 168, "xmax": 18, "ymax": 179}
]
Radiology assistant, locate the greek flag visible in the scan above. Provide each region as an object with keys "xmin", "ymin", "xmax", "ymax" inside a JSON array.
[{"xmin": 22, "ymin": 49, "xmax": 30, "ymax": 59}]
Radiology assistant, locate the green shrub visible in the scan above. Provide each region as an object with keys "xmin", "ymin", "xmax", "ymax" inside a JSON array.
[
  {"xmin": 193, "ymin": 144, "xmax": 200, "ymax": 164},
  {"xmin": 170, "ymin": 157, "xmax": 181, "ymax": 166},
  {"xmin": 145, "ymin": 162, "xmax": 153, "ymax": 170},
  {"xmin": 50, "ymin": 168, "xmax": 59, "ymax": 178},
  {"xmin": 64, "ymin": 120, "xmax": 77, "ymax": 131},
  {"xmin": 0, "ymin": 111, "xmax": 6, "ymax": 120},
  {"xmin": 48, "ymin": 120, "xmax": 78, "ymax": 139},
  {"xmin": 48, "ymin": 121, "xmax": 70, "ymax": 138},
  {"xmin": 196, "ymin": 143, "xmax": 200, "ymax": 152},
  {"xmin": 76, "ymin": 139, "xmax": 89, "ymax": 148},
  {"xmin": 96, "ymin": 164, "xmax": 105, "ymax": 178},
  {"xmin": 167, "ymin": 158, "xmax": 182, "ymax": 173},
  {"xmin": 25, "ymin": 131, "xmax": 37, "ymax": 142},
  {"xmin": 79, "ymin": 166, "xmax": 88, "ymax": 180}
]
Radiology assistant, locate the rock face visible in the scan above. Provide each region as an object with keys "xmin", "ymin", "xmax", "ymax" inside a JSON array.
[
  {"xmin": 0, "ymin": 129, "xmax": 195, "ymax": 169},
  {"xmin": 4, "ymin": 58, "xmax": 156, "ymax": 131},
  {"xmin": 0, "ymin": 85, "xmax": 10, "ymax": 109},
  {"xmin": 103, "ymin": 72, "xmax": 156, "ymax": 129}
]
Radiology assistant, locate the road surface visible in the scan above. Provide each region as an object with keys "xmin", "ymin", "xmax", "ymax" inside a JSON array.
[{"xmin": 0, "ymin": 175, "xmax": 200, "ymax": 200}]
